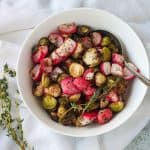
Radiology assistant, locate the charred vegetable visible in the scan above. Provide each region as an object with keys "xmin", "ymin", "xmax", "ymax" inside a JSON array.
[
  {"xmin": 72, "ymin": 43, "xmax": 84, "ymax": 58},
  {"xmin": 83, "ymin": 48, "xmax": 101, "ymax": 67},
  {"xmin": 41, "ymin": 73, "xmax": 50, "ymax": 88},
  {"xmin": 77, "ymin": 25, "xmax": 91, "ymax": 36},
  {"xmin": 45, "ymin": 84, "xmax": 61, "ymax": 97},
  {"xmin": 38, "ymin": 37, "xmax": 50, "ymax": 46}
]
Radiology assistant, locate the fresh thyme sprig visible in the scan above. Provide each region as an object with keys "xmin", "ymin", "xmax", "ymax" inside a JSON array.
[
  {"xmin": 0, "ymin": 63, "xmax": 28, "ymax": 150},
  {"xmin": 82, "ymin": 77, "xmax": 121, "ymax": 113}
]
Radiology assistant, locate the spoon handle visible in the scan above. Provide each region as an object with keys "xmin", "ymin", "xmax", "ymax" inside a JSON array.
[{"xmin": 125, "ymin": 61, "xmax": 150, "ymax": 86}]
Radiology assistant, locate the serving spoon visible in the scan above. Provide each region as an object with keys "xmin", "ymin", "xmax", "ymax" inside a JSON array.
[{"xmin": 96, "ymin": 30, "xmax": 150, "ymax": 86}]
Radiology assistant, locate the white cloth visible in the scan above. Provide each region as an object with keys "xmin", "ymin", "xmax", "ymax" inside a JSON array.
[{"xmin": 0, "ymin": 0, "xmax": 150, "ymax": 150}]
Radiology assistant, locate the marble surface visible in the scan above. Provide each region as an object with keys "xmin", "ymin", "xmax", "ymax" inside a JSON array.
[{"xmin": 126, "ymin": 120, "xmax": 150, "ymax": 150}]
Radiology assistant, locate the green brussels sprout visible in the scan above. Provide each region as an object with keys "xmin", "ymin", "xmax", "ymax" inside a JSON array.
[
  {"xmin": 108, "ymin": 43, "xmax": 119, "ymax": 53},
  {"xmin": 100, "ymin": 99, "xmax": 109, "ymax": 108},
  {"xmin": 38, "ymin": 37, "xmax": 50, "ymax": 46},
  {"xmin": 77, "ymin": 25, "xmax": 91, "ymax": 36},
  {"xmin": 69, "ymin": 62, "xmax": 84, "ymax": 77},
  {"xmin": 57, "ymin": 105, "xmax": 66, "ymax": 118},
  {"xmin": 107, "ymin": 78, "xmax": 115, "ymax": 88},
  {"xmin": 95, "ymin": 72, "xmax": 106, "ymax": 86},
  {"xmin": 101, "ymin": 36, "xmax": 111, "ymax": 46},
  {"xmin": 58, "ymin": 97, "xmax": 69, "ymax": 106},
  {"xmin": 45, "ymin": 84, "xmax": 61, "ymax": 97},
  {"xmin": 33, "ymin": 84, "xmax": 43, "ymax": 97},
  {"xmin": 102, "ymin": 47, "xmax": 111, "ymax": 61},
  {"xmin": 69, "ymin": 94, "xmax": 81, "ymax": 102},
  {"xmin": 42, "ymin": 95, "xmax": 57, "ymax": 110},
  {"xmin": 109, "ymin": 101, "xmax": 124, "ymax": 112},
  {"xmin": 41, "ymin": 73, "xmax": 50, "ymax": 88},
  {"xmin": 83, "ymin": 48, "xmax": 101, "ymax": 67},
  {"xmin": 50, "ymin": 112, "xmax": 58, "ymax": 121},
  {"xmin": 72, "ymin": 43, "xmax": 84, "ymax": 59}
]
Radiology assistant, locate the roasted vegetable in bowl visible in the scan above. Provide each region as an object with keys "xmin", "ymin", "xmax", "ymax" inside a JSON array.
[{"xmin": 30, "ymin": 23, "xmax": 138, "ymax": 127}]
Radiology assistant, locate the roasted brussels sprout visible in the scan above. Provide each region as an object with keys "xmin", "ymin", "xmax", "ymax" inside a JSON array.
[
  {"xmin": 45, "ymin": 84, "xmax": 61, "ymax": 97},
  {"xmin": 57, "ymin": 73, "xmax": 69, "ymax": 83},
  {"xmin": 107, "ymin": 78, "xmax": 115, "ymax": 88},
  {"xmin": 77, "ymin": 25, "xmax": 91, "ymax": 36},
  {"xmin": 50, "ymin": 112, "xmax": 58, "ymax": 121},
  {"xmin": 58, "ymin": 97, "xmax": 69, "ymax": 106},
  {"xmin": 57, "ymin": 105, "xmax": 66, "ymax": 118},
  {"xmin": 108, "ymin": 43, "xmax": 119, "ymax": 53},
  {"xmin": 33, "ymin": 84, "xmax": 43, "ymax": 97},
  {"xmin": 42, "ymin": 95, "xmax": 57, "ymax": 110},
  {"xmin": 101, "ymin": 47, "xmax": 111, "ymax": 61},
  {"xmin": 69, "ymin": 62, "xmax": 84, "ymax": 77},
  {"xmin": 83, "ymin": 48, "xmax": 101, "ymax": 67},
  {"xmin": 100, "ymin": 99, "xmax": 109, "ymax": 108},
  {"xmin": 109, "ymin": 101, "xmax": 124, "ymax": 112},
  {"xmin": 69, "ymin": 93, "xmax": 81, "ymax": 102},
  {"xmin": 95, "ymin": 72, "xmax": 106, "ymax": 86},
  {"xmin": 41, "ymin": 73, "xmax": 50, "ymax": 88},
  {"xmin": 101, "ymin": 36, "xmax": 111, "ymax": 46},
  {"xmin": 72, "ymin": 43, "xmax": 84, "ymax": 59},
  {"xmin": 38, "ymin": 37, "xmax": 50, "ymax": 46}
]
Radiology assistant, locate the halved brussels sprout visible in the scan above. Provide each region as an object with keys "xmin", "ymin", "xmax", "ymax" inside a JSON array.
[
  {"xmin": 73, "ymin": 43, "xmax": 84, "ymax": 59},
  {"xmin": 109, "ymin": 101, "xmax": 124, "ymax": 112},
  {"xmin": 100, "ymin": 99, "xmax": 109, "ymax": 109},
  {"xmin": 42, "ymin": 95, "xmax": 57, "ymax": 110},
  {"xmin": 107, "ymin": 78, "xmax": 115, "ymax": 88},
  {"xmin": 108, "ymin": 43, "xmax": 119, "ymax": 53},
  {"xmin": 101, "ymin": 36, "xmax": 111, "ymax": 46},
  {"xmin": 69, "ymin": 62, "xmax": 84, "ymax": 77},
  {"xmin": 77, "ymin": 25, "xmax": 91, "ymax": 36},
  {"xmin": 38, "ymin": 37, "xmax": 50, "ymax": 46},
  {"xmin": 50, "ymin": 112, "xmax": 58, "ymax": 121},
  {"xmin": 83, "ymin": 48, "xmax": 101, "ymax": 67},
  {"xmin": 101, "ymin": 47, "xmax": 111, "ymax": 61},
  {"xmin": 57, "ymin": 105, "xmax": 66, "ymax": 118},
  {"xmin": 33, "ymin": 84, "xmax": 43, "ymax": 97},
  {"xmin": 46, "ymin": 84, "xmax": 61, "ymax": 97},
  {"xmin": 58, "ymin": 97, "xmax": 69, "ymax": 106},
  {"xmin": 95, "ymin": 72, "xmax": 106, "ymax": 86},
  {"xmin": 69, "ymin": 93, "xmax": 81, "ymax": 102},
  {"xmin": 41, "ymin": 73, "xmax": 50, "ymax": 88}
]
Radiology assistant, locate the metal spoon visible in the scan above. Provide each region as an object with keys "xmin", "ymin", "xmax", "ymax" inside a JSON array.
[{"xmin": 96, "ymin": 30, "xmax": 150, "ymax": 86}]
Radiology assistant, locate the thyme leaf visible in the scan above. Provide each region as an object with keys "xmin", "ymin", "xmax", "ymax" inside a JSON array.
[{"xmin": 0, "ymin": 64, "xmax": 30, "ymax": 150}]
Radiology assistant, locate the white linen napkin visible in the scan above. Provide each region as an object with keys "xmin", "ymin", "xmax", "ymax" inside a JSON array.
[{"xmin": 0, "ymin": 0, "xmax": 150, "ymax": 150}]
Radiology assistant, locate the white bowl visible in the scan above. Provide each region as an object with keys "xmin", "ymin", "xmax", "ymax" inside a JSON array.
[{"xmin": 17, "ymin": 8, "xmax": 149, "ymax": 137}]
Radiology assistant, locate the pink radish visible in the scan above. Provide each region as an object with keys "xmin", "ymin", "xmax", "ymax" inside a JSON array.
[
  {"xmin": 79, "ymin": 111, "xmax": 98, "ymax": 126},
  {"xmin": 112, "ymin": 53, "xmax": 125, "ymax": 66},
  {"xmin": 91, "ymin": 32, "xmax": 102, "ymax": 46},
  {"xmin": 97, "ymin": 109, "xmax": 113, "ymax": 125},
  {"xmin": 111, "ymin": 63, "xmax": 123, "ymax": 76},
  {"xmin": 106, "ymin": 90, "xmax": 119, "ymax": 102},
  {"xmin": 123, "ymin": 63, "xmax": 139, "ymax": 80},
  {"xmin": 100, "ymin": 62, "xmax": 111, "ymax": 75}
]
